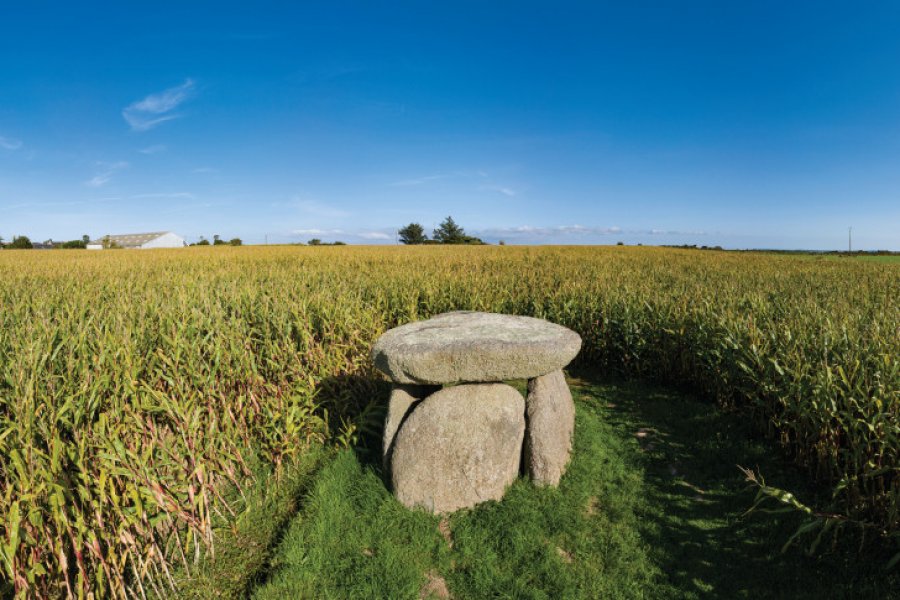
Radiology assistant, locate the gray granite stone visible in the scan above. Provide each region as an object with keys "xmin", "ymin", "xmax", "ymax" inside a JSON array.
[
  {"xmin": 372, "ymin": 311, "xmax": 581, "ymax": 384},
  {"xmin": 524, "ymin": 370, "xmax": 574, "ymax": 486},
  {"xmin": 390, "ymin": 383, "xmax": 525, "ymax": 513},
  {"xmin": 382, "ymin": 383, "xmax": 440, "ymax": 474}
]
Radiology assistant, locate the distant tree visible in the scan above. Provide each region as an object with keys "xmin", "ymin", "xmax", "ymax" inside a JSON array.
[
  {"xmin": 333, "ymin": 241, "xmax": 346, "ymax": 245},
  {"xmin": 9, "ymin": 235, "xmax": 33, "ymax": 249},
  {"xmin": 308, "ymin": 238, "xmax": 322, "ymax": 246},
  {"xmin": 617, "ymin": 241, "xmax": 624, "ymax": 246},
  {"xmin": 498, "ymin": 240, "xmax": 506, "ymax": 246},
  {"xmin": 398, "ymin": 223, "xmax": 428, "ymax": 245},
  {"xmin": 82, "ymin": 234, "xmax": 90, "ymax": 245},
  {"xmin": 60, "ymin": 239, "xmax": 87, "ymax": 249},
  {"xmin": 213, "ymin": 234, "xmax": 227, "ymax": 246},
  {"xmin": 196, "ymin": 236, "xmax": 211, "ymax": 246},
  {"xmin": 432, "ymin": 216, "xmax": 485, "ymax": 244},
  {"xmin": 433, "ymin": 216, "xmax": 465, "ymax": 244},
  {"xmin": 101, "ymin": 236, "xmax": 122, "ymax": 249},
  {"xmin": 228, "ymin": 238, "xmax": 243, "ymax": 246}
]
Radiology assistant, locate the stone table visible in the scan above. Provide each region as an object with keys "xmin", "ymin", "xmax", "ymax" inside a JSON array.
[{"xmin": 371, "ymin": 311, "xmax": 582, "ymax": 513}]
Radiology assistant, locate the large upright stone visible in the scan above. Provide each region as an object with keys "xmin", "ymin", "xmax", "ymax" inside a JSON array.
[
  {"xmin": 525, "ymin": 370, "xmax": 575, "ymax": 486},
  {"xmin": 371, "ymin": 311, "xmax": 582, "ymax": 385},
  {"xmin": 391, "ymin": 383, "xmax": 525, "ymax": 513},
  {"xmin": 382, "ymin": 384, "xmax": 440, "ymax": 473}
]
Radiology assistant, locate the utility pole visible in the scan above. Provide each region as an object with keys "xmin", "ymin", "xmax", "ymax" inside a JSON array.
[{"xmin": 848, "ymin": 226, "xmax": 852, "ymax": 253}]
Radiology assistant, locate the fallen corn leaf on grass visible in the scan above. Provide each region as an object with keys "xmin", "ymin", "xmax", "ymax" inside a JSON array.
[{"xmin": 0, "ymin": 245, "xmax": 896, "ymax": 596}]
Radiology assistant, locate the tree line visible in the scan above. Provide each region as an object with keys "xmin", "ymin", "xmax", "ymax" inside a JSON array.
[
  {"xmin": 398, "ymin": 216, "xmax": 484, "ymax": 245},
  {"xmin": 0, "ymin": 235, "xmax": 91, "ymax": 249},
  {"xmin": 190, "ymin": 235, "xmax": 243, "ymax": 246}
]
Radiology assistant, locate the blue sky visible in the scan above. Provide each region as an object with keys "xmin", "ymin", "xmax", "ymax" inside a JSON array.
[{"xmin": 2, "ymin": 1, "xmax": 899, "ymax": 249}]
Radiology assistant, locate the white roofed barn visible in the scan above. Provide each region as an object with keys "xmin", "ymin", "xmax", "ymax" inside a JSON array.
[{"xmin": 86, "ymin": 232, "xmax": 186, "ymax": 250}]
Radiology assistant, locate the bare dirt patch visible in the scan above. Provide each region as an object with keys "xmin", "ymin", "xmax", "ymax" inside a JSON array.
[
  {"xmin": 438, "ymin": 517, "xmax": 454, "ymax": 549},
  {"xmin": 555, "ymin": 546, "xmax": 574, "ymax": 564},
  {"xmin": 419, "ymin": 570, "xmax": 451, "ymax": 599}
]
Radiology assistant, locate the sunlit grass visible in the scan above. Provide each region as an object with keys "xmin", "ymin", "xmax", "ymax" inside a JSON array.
[{"xmin": 252, "ymin": 376, "xmax": 899, "ymax": 599}]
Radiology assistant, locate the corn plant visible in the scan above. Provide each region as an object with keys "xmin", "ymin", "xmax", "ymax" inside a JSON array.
[{"xmin": 0, "ymin": 246, "xmax": 896, "ymax": 596}]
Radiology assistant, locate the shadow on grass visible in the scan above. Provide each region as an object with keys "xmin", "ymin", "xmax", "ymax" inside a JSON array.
[
  {"xmin": 567, "ymin": 367, "xmax": 898, "ymax": 599},
  {"xmin": 251, "ymin": 370, "xmax": 898, "ymax": 599}
]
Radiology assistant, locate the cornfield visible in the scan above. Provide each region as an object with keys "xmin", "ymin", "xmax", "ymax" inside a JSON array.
[{"xmin": 0, "ymin": 245, "xmax": 897, "ymax": 597}]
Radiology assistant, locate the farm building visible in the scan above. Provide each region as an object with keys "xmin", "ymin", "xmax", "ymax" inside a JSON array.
[{"xmin": 87, "ymin": 232, "xmax": 186, "ymax": 250}]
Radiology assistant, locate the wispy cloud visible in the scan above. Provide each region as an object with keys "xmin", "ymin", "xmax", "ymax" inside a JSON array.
[
  {"xmin": 391, "ymin": 174, "xmax": 450, "ymax": 186},
  {"xmin": 138, "ymin": 144, "xmax": 167, "ymax": 154},
  {"xmin": 85, "ymin": 161, "xmax": 128, "ymax": 187},
  {"xmin": 358, "ymin": 231, "xmax": 392, "ymax": 240},
  {"xmin": 160, "ymin": 202, "xmax": 215, "ymax": 214},
  {"xmin": 288, "ymin": 228, "xmax": 396, "ymax": 243},
  {"xmin": 479, "ymin": 184, "xmax": 517, "ymax": 197},
  {"xmin": 7, "ymin": 196, "xmax": 121, "ymax": 210},
  {"xmin": 389, "ymin": 170, "xmax": 491, "ymax": 187},
  {"xmin": 288, "ymin": 228, "xmax": 396, "ymax": 242},
  {"xmin": 130, "ymin": 192, "xmax": 196, "ymax": 200},
  {"xmin": 481, "ymin": 225, "xmax": 621, "ymax": 237},
  {"xmin": 391, "ymin": 170, "xmax": 517, "ymax": 197},
  {"xmin": 123, "ymin": 79, "xmax": 195, "ymax": 131},
  {"xmin": 479, "ymin": 225, "xmax": 707, "ymax": 239},
  {"xmin": 643, "ymin": 228, "xmax": 708, "ymax": 235},
  {"xmin": 293, "ymin": 228, "xmax": 344, "ymax": 236},
  {"xmin": 0, "ymin": 135, "xmax": 23, "ymax": 150}
]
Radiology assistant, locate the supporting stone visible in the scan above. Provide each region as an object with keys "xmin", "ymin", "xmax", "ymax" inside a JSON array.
[
  {"xmin": 382, "ymin": 384, "xmax": 440, "ymax": 474},
  {"xmin": 391, "ymin": 383, "xmax": 525, "ymax": 513},
  {"xmin": 524, "ymin": 369, "xmax": 575, "ymax": 486}
]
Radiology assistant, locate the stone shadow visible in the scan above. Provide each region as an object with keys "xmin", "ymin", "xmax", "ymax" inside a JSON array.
[
  {"xmin": 313, "ymin": 372, "xmax": 392, "ymax": 471},
  {"xmin": 566, "ymin": 366, "xmax": 897, "ymax": 599}
]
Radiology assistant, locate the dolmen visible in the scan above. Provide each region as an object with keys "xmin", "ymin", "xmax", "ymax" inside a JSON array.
[{"xmin": 371, "ymin": 311, "xmax": 582, "ymax": 513}]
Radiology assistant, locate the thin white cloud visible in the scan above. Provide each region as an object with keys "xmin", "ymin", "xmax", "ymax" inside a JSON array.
[
  {"xmin": 480, "ymin": 184, "xmax": 517, "ymax": 197},
  {"xmin": 0, "ymin": 136, "xmax": 23, "ymax": 150},
  {"xmin": 7, "ymin": 196, "xmax": 121, "ymax": 210},
  {"xmin": 85, "ymin": 174, "xmax": 113, "ymax": 188},
  {"xmin": 289, "ymin": 228, "xmax": 394, "ymax": 242},
  {"xmin": 480, "ymin": 225, "xmax": 707, "ymax": 239},
  {"xmin": 293, "ymin": 228, "xmax": 344, "ymax": 236},
  {"xmin": 645, "ymin": 228, "xmax": 707, "ymax": 235},
  {"xmin": 123, "ymin": 79, "xmax": 195, "ymax": 131},
  {"xmin": 130, "ymin": 192, "xmax": 196, "ymax": 199},
  {"xmin": 138, "ymin": 144, "xmax": 167, "ymax": 154},
  {"xmin": 391, "ymin": 170, "xmax": 519, "ymax": 198},
  {"xmin": 390, "ymin": 170, "xmax": 491, "ymax": 187},
  {"xmin": 160, "ymin": 202, "xmax": 215, "ymax": 214},
  {"xmin": 391, "ymin": 174, "xmax": 449, "ymax": 186},
  {"xmin": 85, "ymin": 161, "xmax": 128, "ymax": 188}
]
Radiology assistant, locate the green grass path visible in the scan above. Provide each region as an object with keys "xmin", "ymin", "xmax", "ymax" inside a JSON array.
[{"xmin": 250, "ymin": 375, "xmax": 897, "ymax": 599}]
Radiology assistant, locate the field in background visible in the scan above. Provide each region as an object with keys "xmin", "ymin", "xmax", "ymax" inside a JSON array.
[{"xmin": 0, "ymin": 245, "xmax": 897, "ymax": 597}]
